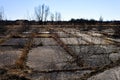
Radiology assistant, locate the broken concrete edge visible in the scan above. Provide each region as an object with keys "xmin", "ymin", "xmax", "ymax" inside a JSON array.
[{"xmin": 80, "ymin": 58, "xmax": 120, "ymax": 80}]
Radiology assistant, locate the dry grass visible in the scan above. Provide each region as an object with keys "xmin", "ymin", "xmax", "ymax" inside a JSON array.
[{"xmin": 15, "ymin": 33, "xmax": 34, "ymax": 69}]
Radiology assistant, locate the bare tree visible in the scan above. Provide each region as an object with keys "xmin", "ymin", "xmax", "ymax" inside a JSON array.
[
  {"xmin": 98, "ymin": 16, "xmax": 103, "ymax": 31},
  {"xmin": 26, "ymin": 10, "xmax": 32, "ymax": 20},
  {"xmin": 50, "ymin": 13, "xmax": 54, "ymax": 21},
  {"xmin": 113, "ymin": 26, "xmax": 120, "ymax": 38},
  {"xmin": 58, "ymin": 13, "xmax": 61, "ymax": 21},
  {"xmin": 35, "ymin": 5, "xmax": 42, "ymax": 21},
  {"xmin": 35, "ymin": 4, "xmax": 50, "ymax": 22},
  {"xmin": 55, "ymin": 12, "xmax": 61, "ymax": 21},
  {"xmin": 41, "ymin": 4, "xmax": 45, "ymax": 21},
  {"xmin": 0, "ymin": 7, "xmax": 4, "ymax": 20},
  {"xmin": 0, "ymin": 7, "xmax": 7, "ymax": 34},
  {"xmin": 99, "ymin": 16, "xmax": 103, "ymax": 22},
  {"xmin": 44, "ymin": 6, "xmax": 49, "ymax": 22},
  {"xmin": 55, "ymin": 12, "xmax": 58, "ymax": 21}
]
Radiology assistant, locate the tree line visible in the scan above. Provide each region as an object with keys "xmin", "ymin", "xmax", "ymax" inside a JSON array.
[
  {"xmin": 0, "ymin": 4, "xmax": 120, "ymax": 37},
  {"xmin": 0, "ymin": 4, "xmax": 61, "ymax": 22}
]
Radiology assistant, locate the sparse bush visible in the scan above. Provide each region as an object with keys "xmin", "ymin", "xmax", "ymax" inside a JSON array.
[
  {"xmin": 113, "ymin": 26, "xmax": 120, "ymax": 38},
  {"xmin": 0, "ymin": 25, "xmax": 7, "ymax": 34},
  {"xmin": 17, "ymin": 21, "xmax": 30, "ymax": 33},
  {"xmin": 22, "ymin": 24, "xmax": 30, "ymax": 32}
]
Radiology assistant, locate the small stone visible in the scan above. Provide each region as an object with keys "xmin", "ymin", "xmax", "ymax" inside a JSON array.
[{"xmin": 109, "ymin": 53, "xmax": 120, "ymax": 63}]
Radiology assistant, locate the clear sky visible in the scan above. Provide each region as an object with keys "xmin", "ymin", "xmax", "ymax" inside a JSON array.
[{"xmin": 0, "ymin": 0, "xmax": 120, "ymax": 21}]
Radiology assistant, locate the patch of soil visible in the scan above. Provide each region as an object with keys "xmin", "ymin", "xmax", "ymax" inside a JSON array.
[{"xmin": 0, "ymin": 74, "xmax": 30, "ymax": 80}]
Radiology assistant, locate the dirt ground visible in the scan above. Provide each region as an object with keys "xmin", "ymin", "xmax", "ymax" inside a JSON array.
[{"xmin": 0, "ymin": 26, "xmax": 120, "ymax": 80}]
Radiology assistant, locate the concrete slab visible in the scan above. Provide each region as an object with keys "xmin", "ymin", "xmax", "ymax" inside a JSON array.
[
  {"xmin": 84, "ymin": 54, "xmax": 111, "ymax": 67},
  {"xmin": 27, "ymin": 46, "xmax": 74, "ymax": 71},
  {"xmin": 0, "ymin": 38, "xmax": 28, "ymax": 46},
  {"xmin": 0, "ymin": 50, "xmax": 21, "ymax": 67},
  {"xmin": 57, "ymin": 32, "xmax": 73, "ymax": 37},
  {"xmin": 34, "ymin": 38, "xmax": 58, "ymax": 46},
  {"xmin": 60, "ymin": 38, "xmax": 87, "ymax": 45},
  {"xmin": 69, "ymin": 45, "xmax": 117, "ymax": 55},
  {"xmin": 88, "ymin": 67, "xmax": 120, "ymax": 80}
]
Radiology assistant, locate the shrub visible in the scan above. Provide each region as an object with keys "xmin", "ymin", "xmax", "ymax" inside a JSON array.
[
  {"xmin": 0, "ymin": 25, "xmax": 7, "ymax": 34},
  {"xmin": 113, "ymin": 26, "xmax": 120, "ymax": 38}
]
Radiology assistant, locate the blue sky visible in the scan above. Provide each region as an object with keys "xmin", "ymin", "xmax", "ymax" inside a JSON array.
[{"xmin": 0, "ymin": 0, "xmax": 120, "ymax": 20}]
